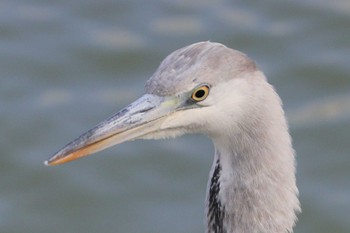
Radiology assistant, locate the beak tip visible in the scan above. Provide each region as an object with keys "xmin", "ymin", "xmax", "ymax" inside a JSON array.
[
  {"xmin": 45, "ymin": 156, "xmax": 58, "ymax": 166},
  {"xmin": 45, "ymin": 154, "xmax": 64, "ymax": 166},
  {"xmin": 44, "ymin": 160, "xmax": 51, "ymax": 166}
]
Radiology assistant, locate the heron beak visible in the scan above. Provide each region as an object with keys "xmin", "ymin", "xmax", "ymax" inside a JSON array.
[{"xmin": 45, "ymin": 94, "xmax": 179, "ymax": 166}]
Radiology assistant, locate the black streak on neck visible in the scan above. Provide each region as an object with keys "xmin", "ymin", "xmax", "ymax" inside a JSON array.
[{"xmin": 208, "ymin": 158, "xmax": 225, "ymax": 233}]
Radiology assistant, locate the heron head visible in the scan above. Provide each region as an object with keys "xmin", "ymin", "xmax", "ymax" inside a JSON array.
[{"xmin": 46, "ymin": 42, "xmax": 258, "ymax": 165}]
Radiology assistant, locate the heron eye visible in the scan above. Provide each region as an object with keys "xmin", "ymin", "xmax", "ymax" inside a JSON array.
[{"xmin": 191, "ymin": 85, "xmax": 210, "ymax": 102}]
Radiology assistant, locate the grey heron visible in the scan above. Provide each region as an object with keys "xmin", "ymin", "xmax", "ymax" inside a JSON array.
[{"xmin": 46, "ymin": 42, "xmax": 300, "ymax": 233}]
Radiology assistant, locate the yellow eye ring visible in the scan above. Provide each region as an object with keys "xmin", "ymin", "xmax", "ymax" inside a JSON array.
[{"xmin": 191, "ymin": 85, "xmax": 210, "ymax": 102}]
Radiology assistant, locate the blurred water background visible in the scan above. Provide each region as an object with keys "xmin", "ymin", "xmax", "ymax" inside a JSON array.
[{"xmin": 1, "ymin": 0, "xmax": 349, "ymax": 232}]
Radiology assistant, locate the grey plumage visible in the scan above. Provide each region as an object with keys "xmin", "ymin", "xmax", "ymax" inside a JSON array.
[
  {"xmin": 146, "ymin": 42, "xmax": 257, "ymax": 96},
  {"xmin": 47, "ymin": 41, "xmax": 300, "ymax": 233}
]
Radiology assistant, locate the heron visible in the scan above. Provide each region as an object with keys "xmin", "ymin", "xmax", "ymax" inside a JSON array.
[{"xmin": 46, "ymin": 41, "xmax": 300, "ymax": 233}]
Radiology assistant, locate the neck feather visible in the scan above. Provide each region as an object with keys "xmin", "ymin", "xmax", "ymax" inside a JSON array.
[{"xmin": 206, "ymin": 85, "xmax": 300, "ymax": 233}]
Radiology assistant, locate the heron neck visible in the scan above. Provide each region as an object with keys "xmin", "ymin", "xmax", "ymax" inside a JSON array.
[{"xmin": 206, "ymin": 112, "xmax": 299, "ymax": 233}]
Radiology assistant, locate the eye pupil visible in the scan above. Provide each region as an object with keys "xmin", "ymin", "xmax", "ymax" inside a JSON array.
[{"xmin": 195, "ymin": 89, "xmax": 205, "ymax": 98}]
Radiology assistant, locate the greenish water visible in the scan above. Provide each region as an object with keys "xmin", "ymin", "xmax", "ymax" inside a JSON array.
[{"xmin": 1, "ymin": 1, "xmax": 349, "ymax": 232}]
